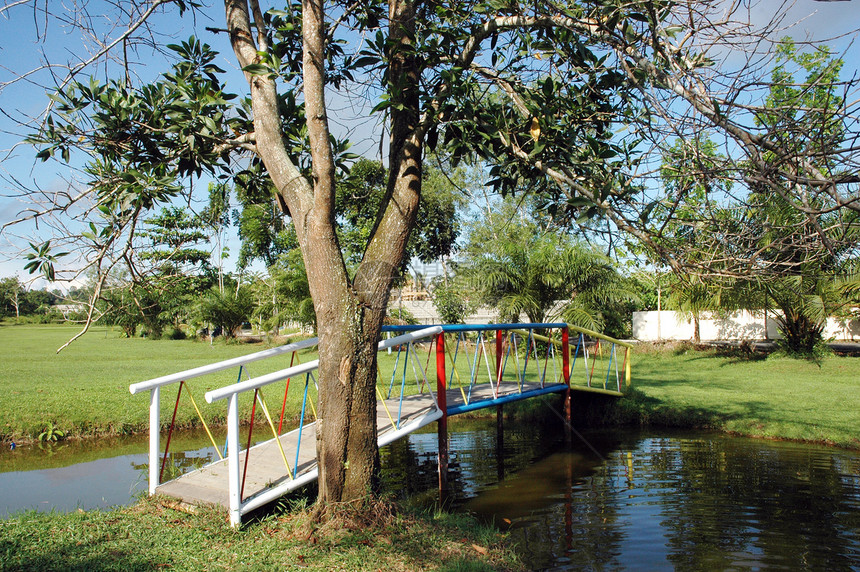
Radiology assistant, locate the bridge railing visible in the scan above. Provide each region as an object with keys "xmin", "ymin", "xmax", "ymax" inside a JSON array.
[
  {"xmin": 567, "ymin": 325, "xmax": 633, "ymax": 393},
  {"xmin": 131, "ymin": 326, "xmax": 443, "ymax": 526},
  {"xmin": 129, "ymin": 337, "xmax": 320, "ymax": 496},
  {"xmin": 382, "ymin": 322, "xmax": 632, "ymax": 403},
  {"xmin": 383, "ymin": 323, "xmax": 575, "ymax": 413},
  {"xmin": 519, "ymin": 325, "xmax": 632, "ymax": 394}
]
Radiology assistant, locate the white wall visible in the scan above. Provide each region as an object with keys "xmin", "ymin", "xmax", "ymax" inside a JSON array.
[
  {"xmin": 632, "ymin": 310, "xmax": 860, "ymax": 341},
  {"xmin": 390, "ymin": 300, "xmax": 500, "ymax": 325}
]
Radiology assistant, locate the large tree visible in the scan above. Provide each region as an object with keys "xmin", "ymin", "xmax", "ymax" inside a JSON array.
[
  {"xmin": 744, "ymin": 41, "xmax": 859, "ymax": 353},
  {"xmin": 3, "ymin": 1, "xmax": 860, "ymax": 513},
  {"xmin": 652, "ymin": 40, "xmax": 860, "ymax": 353},
  {"xmin": 0, "ymin": 277, "xmax": 25, "ymax": 319}
]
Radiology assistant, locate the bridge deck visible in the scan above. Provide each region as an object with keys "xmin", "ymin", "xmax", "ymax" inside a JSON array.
[{"xmin": 155, "ymin": 381, "xmax": 586, "ymax": 511}]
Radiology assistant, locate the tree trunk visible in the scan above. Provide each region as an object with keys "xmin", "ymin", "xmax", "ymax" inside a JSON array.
[
  {"xmin": 224, "ymin": 0, "xmax": 423, "ymax": 510},
  {"xmin": 314, "ymin": 303, "xmax": 385, "ymax": 505}
]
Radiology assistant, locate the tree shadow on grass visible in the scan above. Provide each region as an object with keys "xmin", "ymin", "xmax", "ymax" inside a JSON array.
[
  {"xmin": 0, "ymin": 539, "xmax": 172, "ymax": 572},
  {"xmin": 607, "ymin": 387, "xmax": 783, "ymax": 434},
  {"xmin": 710, "ymin": 347, "xmax": 769, "ymax": 365},
  {"xmin": 676, "ymin": 345, "xmax": 770, "ymax": 366}
]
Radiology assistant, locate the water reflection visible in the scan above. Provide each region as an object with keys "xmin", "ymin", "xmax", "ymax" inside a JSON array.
[
  {"xmin": 0, "ymin": 429, "xmax": 230, "ymax": 517},
  {"xmin": 398, "ymin": 425, "xmax": 860, "ymax": 570}
]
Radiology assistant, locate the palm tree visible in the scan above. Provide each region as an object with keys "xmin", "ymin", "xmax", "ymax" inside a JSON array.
[
  {"xmin": 665, "ymin": 274, "xmax": 723, "ymax": 343},
  {"xmin": 464, "ymin": 226, "xmax": 634, "ymax": 330}
]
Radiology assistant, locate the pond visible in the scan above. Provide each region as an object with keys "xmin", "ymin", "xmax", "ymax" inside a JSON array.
[
  {"xmin": 383, "ymin": 420, "xmax": 860, "ymax": 569},
  {"xmin": 2, "ymin": 420, "xmax": 859, "ymax": 569},
  {"xmin": 0, "ymin": 429, "xmax": 229, "ymax": 516}
]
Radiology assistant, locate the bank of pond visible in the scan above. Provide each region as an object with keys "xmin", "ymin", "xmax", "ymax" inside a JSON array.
[{"xmin": 2, "ymin": 413, "xmax": 858, "ymax": 570}]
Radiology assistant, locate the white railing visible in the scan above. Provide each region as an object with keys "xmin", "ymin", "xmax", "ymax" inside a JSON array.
[
  {"xmin": 131, "ymin": 326, "xmax": 443, "ymax": 526},
  {"xmin": 129, "ymin": 337, "xmax": 320, "ymax": 498},
  {"xmin": 204, "ymin": 326, "xmax": 442, "ymax": 525}
]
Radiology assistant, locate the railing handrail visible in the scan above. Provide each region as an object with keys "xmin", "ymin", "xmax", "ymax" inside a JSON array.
[
  {"xmin": 510, "ymin": 325, "xmax": 634, "ymax": 350},
  {"xmin": 129, "ymin": 337, "xmax": 321, "ymax": 395},
  {"xmin": 566, "ymin": 324, "xmax": 634, "ymax": 349},
  {"xmin": 382, "ymin": 323, "xmax": 568, "ymax": 333},
  {"xmin": 204, "ymin": 326, "xmax": 443, "ymax": 404},
  {"xmin": 383, "ymin": 322, "xmax": 633, "ymax": 349}
]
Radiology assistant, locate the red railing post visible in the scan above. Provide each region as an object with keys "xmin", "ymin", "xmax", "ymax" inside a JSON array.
[
  {"xmin": 562, "ymin": 327, "xmax": 570, "ymax": 387},
  {"xmin": 562, "ymin": 327, "xmax": 572, "ymax": 443},
  {"xmin": 435, "ymin": 332, "xmax": 449, "ymax": 498},
  {"xmin": 160, "ymin": 380, "xmax": 185, "ymax": 483},
  {"xmin": 240, "ymin": 388, "xmax": 259, "ymax": 501}
]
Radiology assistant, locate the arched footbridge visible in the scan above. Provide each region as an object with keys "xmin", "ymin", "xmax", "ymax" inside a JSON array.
[{"xmin": 129, "ymin": 323, "xmax": 631, "ymax": 525}]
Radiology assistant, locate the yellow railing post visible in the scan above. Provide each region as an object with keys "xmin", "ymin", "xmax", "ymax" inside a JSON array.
[{"xmin": 625, "ymin": 346, "xmax": 631, "ymax": 388}]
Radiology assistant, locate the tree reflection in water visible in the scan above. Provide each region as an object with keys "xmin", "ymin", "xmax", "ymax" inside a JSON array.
[{"xmin": 379, "ymin": 419, "xmax": 860, "ymax": 570}]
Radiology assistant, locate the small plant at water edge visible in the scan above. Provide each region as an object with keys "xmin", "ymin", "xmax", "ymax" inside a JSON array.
[{"xmin": 38, "ymin": 421, "xmax": 66, "ymax": 442}]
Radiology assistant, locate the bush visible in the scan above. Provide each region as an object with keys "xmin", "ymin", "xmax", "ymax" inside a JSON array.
[
  {"xmin": 165, "ymin": 327, "xmax": 187, "ymax": 340},
  {"xmin": 385, "ymin": 307, "xmax": 418, "ymax": 325},
  {"xmin": 197, "ymin": 287, "xmax": 254, "ymax": 338},
  {"xmin": 431, "ymin": 279, "xmax": 468, "ymax": 324}
]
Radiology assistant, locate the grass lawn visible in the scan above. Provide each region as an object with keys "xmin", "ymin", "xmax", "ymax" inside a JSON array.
[
  {"xmin": 0, "ymin": 497, "xmax": 521, "ymax": 571},
  {"xmin": 0, "ymin": 323, "xmax": 314, "ymax": 443},
  {"xmin": 620, "ymin": 343, "xmax": 860, "ymax": 450}
]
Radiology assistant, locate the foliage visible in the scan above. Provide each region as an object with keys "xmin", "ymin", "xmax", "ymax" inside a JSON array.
[
  {"xmin": 137, "ymin": 207, "xmax": 212, "ymax": 269},
  {"xmin": 271, "ymin": 250, "xmax": 316, "ymax": 331},
  {"xmin": 647, "ymin": 41, "xmax": 860, "ymax": 354},
  {"xmin": 197, "ymin": 286, "xmax": 254, "ymax": 338},
  {"xmin": 384, "ymin": 306, "xmax": 419, "ymax": 326},
  {"xmin": 461, "ymin": 201, "xmax": 634, "ymax": 329},
  {"xmin": 663, "ymin": 274, "xmax": 723, "ymax": 344},
  {"xmin": 233, "ymin": 169, "xmax": 298, "ymax": 269},
  {"xmin": 28, "ymin": 37, "xmax": 233, "ymax": 187},
  {"xmin": 1, "ymin": 277, "xmax": 23, "ymax": 318},
  {"xmin": 336, "ymin": 157, "xmax": 467, "ymax": 269},
  {"xmin": 0, "ymin": 277, "xmax": 59, "ymax": 319},
  {"xmin": 738, "ymin": 41, "xmax": 860, "ymax": 355},
  {"xmin": 98, "ymin": 206, "xmax": 218, "ymax": 338},
  {"xmin": 37, "ymin": 421, "xmax": 66, "ymax": 443},
  {"xmin": 626, "ymin": 271, "xmax": 661, "ymax": 312},
  {"xmin": 431, "ymin": 278, "xmax": 469, "ymax": 324}
]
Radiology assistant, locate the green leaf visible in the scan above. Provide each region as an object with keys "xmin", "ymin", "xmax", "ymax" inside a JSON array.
[
  {"xmin": 353, "ymin": 56, "xmax": 381, "ymax": 68},
  {"xmin": 542, "ymin": 78, "xmax": 554, "ymax": 98},
  {"xmin": 242, "ymin": 63, "xmax": 269, "ymax": 76}
]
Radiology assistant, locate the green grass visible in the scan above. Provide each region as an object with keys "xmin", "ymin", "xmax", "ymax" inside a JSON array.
[
  {"xmin": 0, "ymin": 497, "xmax": 522, "ymax": 571},
  {"xmin": 4, "ymin": 324, "xmax": 859, "ymax": 451},
  {"xmin": 614, "ymin": 343, "xmax": 860, "ymax": 449},
  {"xmin": 0, "ymin": 323, "xmax": 316, "ymax": 443}
]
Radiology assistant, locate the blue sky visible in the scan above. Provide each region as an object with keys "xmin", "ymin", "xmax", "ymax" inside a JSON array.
[{"xmin": 0, "ymin": 1, "xmax": 858, "ymax": 290}]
